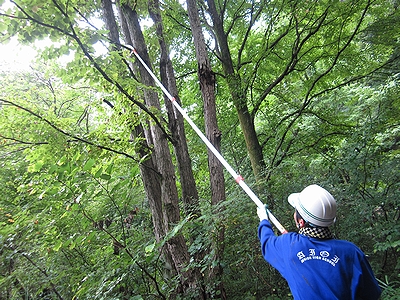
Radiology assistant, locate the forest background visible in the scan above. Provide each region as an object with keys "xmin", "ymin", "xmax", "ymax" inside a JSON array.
[{"xmin": 0, "ymin": 0, "xmax": 399, "ymax": 299}]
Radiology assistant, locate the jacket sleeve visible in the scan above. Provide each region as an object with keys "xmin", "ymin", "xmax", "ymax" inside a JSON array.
[
  {"xmin": 258, "ymin": 219, "xmax": 290, "ymax": 274},
  {"xmin": 258, "ymin": 219, "xmax": 275, "ymax": 257},
  {"xmin": 354, "ymin": 250, "xmax": 382, "ymax": 300}
]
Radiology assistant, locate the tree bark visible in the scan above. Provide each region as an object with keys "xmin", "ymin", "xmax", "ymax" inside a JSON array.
[
  {"xmin": 103, "ymin": 0, "xmax": 177, "ymax": 283},
  {"xmin": 186, "ymin": 0, "xmax": 227, "ymax": 298},
  {"xmin": 148, "ymin": 0, "xmax": 201, "ymax": 218},
  {"xmin": 205, "ymin": 0, "xmax": 266, "ymax": 182},
  {"xmin": 100, "ymin": 0, "xmax": 120, "ymax": 50},
  {"xmin": 118, "ymin": 2, "xmax": 204, "ymax": 294}
]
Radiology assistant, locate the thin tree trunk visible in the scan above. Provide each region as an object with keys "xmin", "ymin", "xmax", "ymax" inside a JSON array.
[
  {"xmin": 119, "ymin": 3, "xmax": 204, "ymax": 294},
  {"xmin": 102, "ymin": 0, "xmax": 177, "ymax": 283},
  {"xmin": 148, "ymin": 1, "xmax": 207, "ymax": 297},
  {"xmin": 100, "ymin": 0, "xmax": 120, "ymax": 50},
  {"xmin": 206, "ymin": 0, "xmax": 266, "ymax": 182},
  {"xmin": 186, "ymin": 0, "xmax": 227, "ymax": 298},
  {"xmin": 148, "ymin": 0, "xmax": 201, "ymax": 218}
]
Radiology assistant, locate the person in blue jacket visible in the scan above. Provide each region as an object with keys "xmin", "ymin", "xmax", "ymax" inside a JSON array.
[{"xmin": 257, "ymin": 184, "xmax": 381, "ymax": 300}]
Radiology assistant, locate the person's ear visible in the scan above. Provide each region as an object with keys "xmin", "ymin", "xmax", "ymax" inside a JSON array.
[{"xmin": 298, "ymin": 218, "xmax": 306, "ymax": 228}]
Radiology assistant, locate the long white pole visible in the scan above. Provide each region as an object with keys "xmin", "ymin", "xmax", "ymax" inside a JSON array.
[{"xmin": 127, "ymin": 45, "xmax": 287, "ymax": 234}]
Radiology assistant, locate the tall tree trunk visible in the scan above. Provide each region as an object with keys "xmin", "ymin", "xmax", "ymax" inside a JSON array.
[
  {"xmin": 205, "ymin": 0, "xmax": 266, "ymax": 183},
  {"xmin": 186, "ymin": 0, "xmax": 227, "ymax": 298},
  {"xmin": 148, "ymin": 2, "xmax": 207, "ymax": 297},
  {"xmin": 100, "ymin": 0, "xmax": 120, "ymax": 50},
  {"xmin": 102, "ymin": 0, "xmax": 177, "ymax": 285},
  {"xmin": 131, "ymin": 125, "xmax": 167, "ymax": 245},
  {"xmin": 148, "ymin": 0, "xmax": 201, "ymax": 218},
  {"xmin": 118, "ymin": 3, "xmax": 204, "ymax": 294}
]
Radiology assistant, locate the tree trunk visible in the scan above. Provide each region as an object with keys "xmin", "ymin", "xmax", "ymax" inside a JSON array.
[
  {"xmin": 148, "ymin": 0, "xmax": 201, "ymax": 218},
  {"xmin": 186, "ymin": 0, "xmax": 227, "ymax": 298},
  {"xmin": 103, "ymin": 0, "xmax": 177, "ymax": 283},
  {"xmin": 100, "ymin": 0, "xmax": 120, "ymax": 50},
  {"xmin": 205, "ymin": 0, "xmax": 266, "ymax": 183},
  {"xmin": 148, "ymin": 2, "xmax": 208, "ymax": 296},
  {"xmin": 118, "ymin": 2, "xmax": 204, "ymax": 294}
]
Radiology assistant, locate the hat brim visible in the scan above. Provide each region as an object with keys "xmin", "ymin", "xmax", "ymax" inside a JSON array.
[{"xmin": 288, "ymin": 193, "xmax": 300, "ymax": 208}]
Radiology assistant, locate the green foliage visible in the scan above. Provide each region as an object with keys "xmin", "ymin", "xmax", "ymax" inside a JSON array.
[
  {"xmin": 0, "ymin": 64, "xmax": 158, "ymax": 298},
  {"xmin": 1, "ymin": 0, "xmax": 399, "ymax": 299},
  {"xmin": 378, "ymin": 275, "xmax": 400, "ymax": 300}
]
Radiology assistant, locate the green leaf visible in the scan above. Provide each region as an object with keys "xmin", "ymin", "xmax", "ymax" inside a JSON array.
[
  {"xmin": 145, "ymin": 243, "xmax": 155, "ymax": 254},
  {"xmin": 57, "ymin": 155, "xmax": 68, "ymax": 166},
  {"xmin": 94, "ymin": 167, "xmax": 103, "ymax": 178},
  {"xmin": 88, "ymin": 33, "xmax": 100, "ymax": 45},
  {"xmin": 0, "ymin": 21, "xmax": 7, "ymax": 32},
  {"xmin": 27, "ymin": 161, "xmax": 44, "ymax": 173},
  {"xmin": 48, "ymin": 164, "xmax": 58, "ymax": 174},
  {"xmin": 100, "ymin": 174, "xmax": 111, "ymax": 180},
  {"xmin": 105, "ymin": 163, "xmax": 113, "ymax": 174},
  {"xmin": 87, "ymin": 231, "xmax": 96, "ymax": 242},
  {"xmin": 83, "ymin": 158, "xmax": 96, "ymax": 171},
  {"xmin": 75, "ymin": 235, "xmax": 85, "ymax": 245},
  {"xmin": 53, "ymin": 240, "xmax": 63, "ymax": 252},
  {"xmin": 69, "ymin": 241, "xmax": 76, "ymax": 250}
]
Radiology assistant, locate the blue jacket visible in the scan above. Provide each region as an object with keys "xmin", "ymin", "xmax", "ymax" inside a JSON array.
[{"xmin": 258, "ymin": 220, "xmax": 381, "ymax": 300}]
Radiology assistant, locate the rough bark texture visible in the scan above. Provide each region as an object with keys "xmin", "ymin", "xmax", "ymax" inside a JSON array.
[
  {"xmin": 100, "ymin": 0, "xmax": 120, "ymax": 49},
  {"xmin": 186, "ymin": 0, "xmax": 227, "ymax": 298},
  {"xmin": 148, "ymin": 0, "xmax": 201, "ymax": 218},
  {"xmin": 117, "ymin": 3, "xmax": 204, "ymax": 294},
  {"xmin": 206, "ymin": 0, "xmax": 266, "ymax": 182},
  {"xmin": 103, "ymin": 1, "xmax": 177, "ymax": 282}
]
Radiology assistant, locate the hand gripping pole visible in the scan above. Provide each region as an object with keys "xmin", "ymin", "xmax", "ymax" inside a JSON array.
[{"xmin": 126, "ymin": 45, "xmax": 287, "ymax": 234}]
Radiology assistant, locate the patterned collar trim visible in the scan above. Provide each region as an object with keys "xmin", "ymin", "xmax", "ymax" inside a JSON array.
[{"xmin": 299, "ymin": 226, "xmax": 334, "ymax": 239}]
